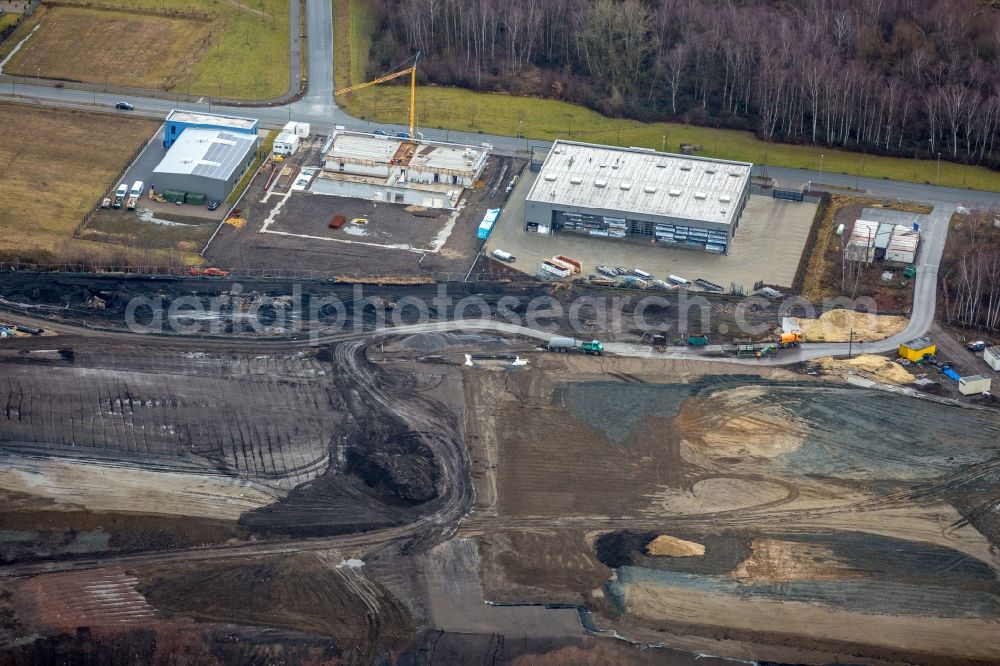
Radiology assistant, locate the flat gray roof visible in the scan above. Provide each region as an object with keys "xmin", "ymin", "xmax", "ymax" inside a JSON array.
[
  {"xmin": 526, "ymin": 141, "xmax": 752, "ymax": 226},
  {"xmin": 166, "ymin": 109, "xmax": 258, "ymax": 130},
  {"xmin": 153, "ymin": 129, "xmax": 257, "ymax": 180},
  {"xmin": 329, "ymin": 132, "xmax": 399, "ymax": 164}
]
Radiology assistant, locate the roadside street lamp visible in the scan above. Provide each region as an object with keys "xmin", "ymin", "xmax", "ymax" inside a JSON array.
[
  {"xmin": 937, "ymin": 152, "xmax": 941, "ymax": 186},
  {"xmin": 819, "ymin": 153, "xmax": 825, "ymax": 185}
]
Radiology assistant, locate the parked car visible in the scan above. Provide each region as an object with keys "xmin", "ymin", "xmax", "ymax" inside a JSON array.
[
  {"xmin": 114, "ymin": 101, "xmax": 134, "ymax": 110},
  {"xmin": 207, "ymin": 200, "xmax": 221, "ymax": 211},
  {"xmin": 372, "ymin": 129, "xmax": 388, "ymax": 136}
]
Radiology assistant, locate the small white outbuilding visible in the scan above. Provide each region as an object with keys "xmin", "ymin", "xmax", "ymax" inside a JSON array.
[{"xmin": 959, "ymin": 374, "xmax": 992, "ymax": 396}]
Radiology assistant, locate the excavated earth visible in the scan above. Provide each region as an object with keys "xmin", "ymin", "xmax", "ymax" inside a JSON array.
[{"xmin": 2, "ymin": 276, "xmax": 1000, "ymax": 664}]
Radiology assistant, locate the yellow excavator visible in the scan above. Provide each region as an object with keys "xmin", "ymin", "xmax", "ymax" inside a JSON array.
[{"xmin": 334, "ymin": 52, "xmax": 421, "ymax": 139}]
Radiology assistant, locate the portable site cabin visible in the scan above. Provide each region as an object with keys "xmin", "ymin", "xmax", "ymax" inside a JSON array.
[
  {"xmin": 985, "ymin": 346, "xmax": 1000, "ymax": 371},
  {"xmin": 282, "ymin": 121, "xmax": 311, "ymax": 138},
  {"xmin": 959, "ymin": 375, "xmax": 992, "ymax": 396},
  {"xmin": 273, "ymin": 132, "xmax": 300, "ymax": 156},
  {"xmin": 899, "ymin": 337, "xmax": 936, "ymax": 362}
]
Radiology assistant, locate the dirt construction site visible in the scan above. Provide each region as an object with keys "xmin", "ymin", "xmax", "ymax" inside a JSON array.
[
  {"xmin": 204, "ymin": 146, "xmax": 525, "ymax": 279},
  {"xmin": 1, "ymin": 274, "xmax": 1000, "ymax": 664}
]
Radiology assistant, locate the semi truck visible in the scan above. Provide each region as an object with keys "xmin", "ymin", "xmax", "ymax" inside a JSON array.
[{"xmin": 547, "ymin": 336, "xmax": 603, "ymax": 355}]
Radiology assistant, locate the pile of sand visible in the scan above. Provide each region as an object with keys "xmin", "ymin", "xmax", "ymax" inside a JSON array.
[
  {"xmin": 816, "ymin": 354, "xmax": 914, "ymax": 384},
  {"xmin": 646, "ymin": 534, "xmax": 706, "ymax": 557},
  {"xmin": 676, "ymin": 387, "xmax": 806, "ymax": 459},
  {"xmin": 798, "ymin": 310, "xmax": 908, "ymax": 343},
  {"xmin": 731, "ymin": 538, "xmax": 847, "ymax": 585}
]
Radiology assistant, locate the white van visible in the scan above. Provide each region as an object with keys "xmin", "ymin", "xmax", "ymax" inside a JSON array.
[
  {"xmin": 129, "ymin": 181, "xmax": 145, "ymax": 198},
  {"xmin": 491, "ymin": 249, "xmax": 516, "ymax": 263}
]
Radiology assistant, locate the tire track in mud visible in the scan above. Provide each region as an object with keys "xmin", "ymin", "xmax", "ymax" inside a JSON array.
[
  {"xmin": 332, "ymin": 340, "xmax": 473, "ymax": 550},
  {"xmin": 0, "ymin": 341, "xmax": 474, "ymax": 579}
]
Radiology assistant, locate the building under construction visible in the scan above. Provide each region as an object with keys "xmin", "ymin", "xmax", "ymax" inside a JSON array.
[
  {"xmin": 845, "ymin": 218, "xmax": 920, "ymax": 264},
  {"xmin": 314, "ymin": 131, "xmax": 488, "ymax": 209}
]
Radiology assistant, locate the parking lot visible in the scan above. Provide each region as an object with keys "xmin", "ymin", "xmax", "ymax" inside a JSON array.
[{"xmin": 485, "ymin": 170, "xmax": 819, "ymax": 291}]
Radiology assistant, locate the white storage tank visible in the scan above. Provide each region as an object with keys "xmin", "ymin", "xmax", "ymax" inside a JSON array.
[
  {"xmin": 985, "ymin": 346, "xmax": 1000, "ymax": 371},
  {"xmin": 959, "ymin": 374, "xmax": 992, "ymax": 396}
]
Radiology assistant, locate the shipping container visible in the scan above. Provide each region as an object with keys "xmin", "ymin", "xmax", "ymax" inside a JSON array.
[
  {"xmin": 477, "ymin": 208, "xmax": 500, "ymax": 240},
  {"xmin": 959, "ymin": 375, "xmax": 992, "ymax": 395},
  {"xmin": 539, "ymin": 261, "xmax": 571, "ymax": 278},
  {"xmin": 985, "ymin": 346, "xmax": 1000, "ymax": 371},
  {"xmin": 554, "ymin": 255, "xmax": 582, "ymax": 274},
  {"xmin": 185, "ymin": 192, "xmax": 206, "ymax": 206}
]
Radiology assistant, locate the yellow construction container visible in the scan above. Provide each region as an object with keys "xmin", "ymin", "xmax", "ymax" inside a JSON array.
[{"xmin": 899, "ymin": 337, "xmax": 936, "ymax": 362}]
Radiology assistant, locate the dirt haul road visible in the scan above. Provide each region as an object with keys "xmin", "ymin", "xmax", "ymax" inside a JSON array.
[{"xmin": 0, "ymin": 271, "xmax": 933, "ymax": 367}]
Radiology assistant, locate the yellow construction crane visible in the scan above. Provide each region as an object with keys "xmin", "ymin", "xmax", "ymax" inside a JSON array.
[{"xmin": 335, "ymin": 52, "xmax": 421, "ymax": 139}]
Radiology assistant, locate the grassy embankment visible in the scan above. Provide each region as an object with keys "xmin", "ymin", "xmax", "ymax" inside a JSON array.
[
  {"xmin": 1, "ymin": 0, "xmax": 289, "ymax": 100},
  {"xmin": 0, "ymin": 12, "xmax": 19, "ymax": 31},
  {"xmin": 333, "ymin": 0, "xmax": 1000, "ymax": 192}
]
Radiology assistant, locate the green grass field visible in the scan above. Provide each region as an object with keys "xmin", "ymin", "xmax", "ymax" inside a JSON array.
[
  {"xmin": 227, "ymin": 130, "xmax": 276, "ymax": 205},
  {"xmin": 0, "ymin": 12, "xmax": 20, "ymax": 31},
  {"xmin": 2, "ymin": 0, "xmax": 289, "ymax": 100},
  {"xmin": 333, "ymin": 1, "xmax": 1000, "ymax": 192}
]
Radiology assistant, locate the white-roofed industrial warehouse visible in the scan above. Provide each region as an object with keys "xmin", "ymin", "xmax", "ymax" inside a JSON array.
[
  {"xmin": 525, "ymin": 141, "xmax": 752, "ymax": 254},
  {"xmin": 152, "ymin": 129, "xmax": 259, "ymax": 203}
]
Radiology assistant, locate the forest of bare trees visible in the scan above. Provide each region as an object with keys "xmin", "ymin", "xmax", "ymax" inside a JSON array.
[
  {"xmin": 942, "ymin": 212, "xmax": 1000, "ymax": 333},
  {"xmin": 369, "ymin": 0, "xmax": 1000, "ymax": 169}
]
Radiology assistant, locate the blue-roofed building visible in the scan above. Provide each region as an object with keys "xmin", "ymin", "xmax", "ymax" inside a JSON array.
[
  {"xmin": 152, "ymin": 129, "xmax": 259, "ymax": 202},
  {"xmin": 163, "ymin": 109, "xmax": 258, "ymax": 148}
]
